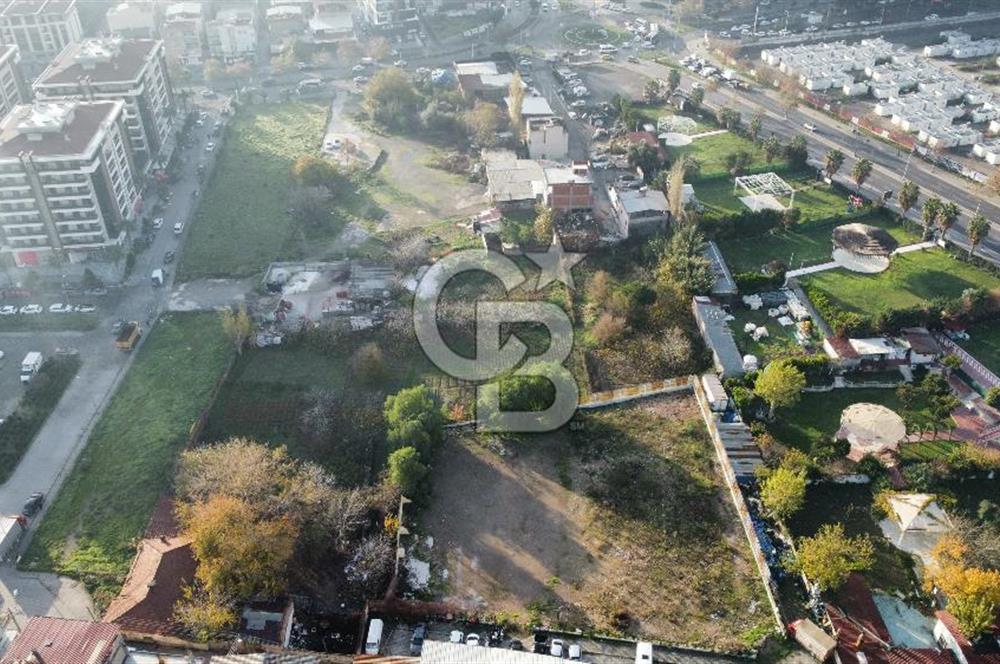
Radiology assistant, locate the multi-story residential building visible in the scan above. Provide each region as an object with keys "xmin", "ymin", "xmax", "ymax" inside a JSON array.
[
  {"xmin": 205, "ymin": 7, "xmax": 255, "ymax": 62},
  {"xmin": 162, "ymin": 2, "xmax": 204, "ymax": 68},
  {"xmin": 0, "ymin": 101, "xmax": 141, "ymax": 266},
  {"xmin": 0, "ymin": 0, "xmax": 83, "ymax": 74},
  {"xmin": 106, "ymin": 1, "xmax": 157, "ymax": 38},
  {"xmin": 0, "ymin": 45, "xmax": 28, "ymax": 120},
  {"xmin": 266, "ymin": 5, "xmax": 305, "ymax": 43},
  {"xmin": 33, "ymin": 38, "xmax": 174, "ymax": 172},
  {"xmin": 357, "ymin": 0, "xmax": 419, "ymax": 36}
]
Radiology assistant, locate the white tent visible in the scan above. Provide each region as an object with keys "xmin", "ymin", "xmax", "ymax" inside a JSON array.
[{"xmin": 879, "ymin": 493, "xmax": 953, "ymax": 569}]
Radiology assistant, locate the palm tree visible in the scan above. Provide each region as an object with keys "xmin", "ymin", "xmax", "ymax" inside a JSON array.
[
  {"xmin": 921, "ymin": 197, "xmax": 942, "ymax": 238},
  {"xmin": 824, "ymin": 149, "xmax": 845, "ymax": 179},
  {"xmin": 851, "ymin": 158, "xmax": 873, "ymax": 189},
  {"xmin": 763, "ymin": 136, "xmax": 782, "ymax": 164},
  {"xmin": 898, "ymin": 180, "xmax": 919, "ymax": 216},
  {"xmin": 968, "ymin": 213, "xmax": 990, "ymax": 257},
  {"xmin": 936, "ymin": 201, "xmax": 960, "ymax": 240},
  {"xmin": 748, "ymin": 112, "xmax": 763, "ymax": 143}
]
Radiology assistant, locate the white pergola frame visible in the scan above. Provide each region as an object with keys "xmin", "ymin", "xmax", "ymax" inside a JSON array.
[{"xmin": 734, "ymin": 172, "xmax": 797, "ymax": 208}]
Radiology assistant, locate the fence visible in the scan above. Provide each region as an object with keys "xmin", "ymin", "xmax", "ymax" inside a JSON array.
[
  {"xmin": 936, "ymin": 334, "xmax": 1000, "ymax": 389},
  {"xmin": 187, "ymin": 349, "xmax": 238, "ymax": 445},
  {"xmin": 692, "ymin": 377, "xmax": 785, "ymax": 632},
  {"xmin": 578, "ymin": 376, "xmax": 692, "ymax": 409}
]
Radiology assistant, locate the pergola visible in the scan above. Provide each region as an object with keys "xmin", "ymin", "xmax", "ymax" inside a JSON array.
[{"xmin": 733, "ymin": 172, "xmax": 796, "ymax": 209}]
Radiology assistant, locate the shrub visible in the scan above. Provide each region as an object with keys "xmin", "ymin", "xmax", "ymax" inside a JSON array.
[{"xmin": 591, "ymin": 312, "xmax": 628, "ymax": 346}]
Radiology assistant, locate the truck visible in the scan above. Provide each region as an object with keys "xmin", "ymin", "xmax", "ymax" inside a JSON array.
[
  {"xmin": 151, "ymin": 268, "xmax": 164, "ymax": 287},
  {"xmin": 0, "ymin": 515, "xmax": 25, "ymax": 562},
  {"xmin": 20, "ymin": 351, "xmax": 42, "ymax": 384},
  {"xmin": 115, "ymin": 321, "xmax": 142, "ymax": 351}
]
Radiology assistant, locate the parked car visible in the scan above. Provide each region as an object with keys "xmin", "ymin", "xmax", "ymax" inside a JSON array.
[
  {"xmin": 0, "ymin": 305, "xmax": 17, "ymax": 315},
  {"xmin": 205, "ymin": 142, "xmax": 216, "ymax": 152},
  {"xmin": 409, "ymin": 624, "xmax": 426, "ymax": 655},
  {"xmin": 76, "ymin": 304, "xmax": 96, "ymax": 313},
  {"xmin": 163, "ymin": 250, "xmax": 176, "ymax": 264},
  {"xmin": 48, "ymin": 303, "xmax": 72, "ymax": 313},
  {"xmin": 393, "ymin": 59, "xmax": 408, "ymax": 67},
  {"xmin": 22, "ymin": 492, "xmax": 44, "ymax": 516},
  {"xmin": 112, "ymin": 319, "xmax": 126, "ymax": 335},
  {"xmin": 353, "ymin": 75, "xmax": 370, "ymax": 85},
  {"xmin": 569, "ymin": 643, "xmax": 582, "ymax": 660},
  {"xmin": 466, "ymin": 634, "xmax": 481, "ymax": 647},
  {"xmin": 627, "ymin": 55, "xmax": 640, "ymax": 63},
  {"xmin": 174, "ymin": 221, "xmax": 185, "ymax": 234},
  {"xmin": 551, "ymin": 639, "xmax": 564, "ymax": 657},
  {"xmin": 152, "ymin": 216, "xmax": 164, "ymax": 229},
  {"xmin": 449, "ymin": 630, "xmax": 464, "ymax": 643},
  {"xmin": 509, "ymin": 639, "xmax": 524, "ymax": 651},
  {"xmin": 19, "ymin": 304, "xmax": 42, "ymax": 315}
]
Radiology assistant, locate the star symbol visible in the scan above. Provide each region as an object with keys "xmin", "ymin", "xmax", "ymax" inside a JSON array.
[{"xmin": 525, "ymin": 234, "xmax": 585, "ymax": 291}]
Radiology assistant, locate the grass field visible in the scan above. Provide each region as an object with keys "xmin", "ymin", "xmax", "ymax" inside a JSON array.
[
  {"xmin": 177, "ymin": 102, "xmax": 329, "ymax": 280},
  {"xmin": 718, "ymin": 211, "xmax": 920, "ymax": 274},
  {"xmin": 787, "ymin": 483, "xmax": 919, "ymax": 595},
  {"xmin": 768, "ymin": 388, "xmax": 905, "ymax": 455},
  {"xmin": 897, "ymin": 439, "xmax": 961, "ymax": 463},
  {"xmin": 23, "ymin": 313, "xmax": 231, "ymax": 606},
  {"xmin": 957, "ymin": 320, "xmax": 1000, "ymax": 377},
  {"xmin": 0, "ymin": 313, "xmax": 98, "ymax": 332},
  {"xmin": 801, "ymin": 249, "xmax": 1000, "ymax": 319},
  {"xmin": 728, "ymin": 307, "xmax": 818, "ymax": 364},
  {"xmin": 674, "ymin": 132, "xmax": 773, "ymax": 178}
]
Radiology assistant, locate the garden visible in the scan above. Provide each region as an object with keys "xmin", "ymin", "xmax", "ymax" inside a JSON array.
[
  {"xmin": 420, "ymin": 394, "xmax": 773, "ymax": 651},
  {"xmin": 23, "ymin": 312, "xmax": 231, "ymax": 606},
  {"xmin": 177, "ymin": 102, "xmax": 331, "ymax": 280}
]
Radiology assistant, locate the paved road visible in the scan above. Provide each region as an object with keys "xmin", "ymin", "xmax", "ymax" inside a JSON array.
[{"xmin": 0, "ymin": 98, "xmax": 227, "ymax": 621}]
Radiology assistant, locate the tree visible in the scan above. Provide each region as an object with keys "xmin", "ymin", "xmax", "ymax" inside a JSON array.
[
  {"xmin": 367, "ymin": 36, "xmax": 390, "ymax": 61},
  {"xmin": 591, "ymin": 312, "xmax": 628, "ymax": 345},
  {"xmin": 987, "ymin": 168, "xmax": 1000, "ymax": 196},
  {"xmin": 657, "ymin": 225, "xmax": 714, "ymax": 295},
  {"xmin": 180, "ymin": 494, "xmax": 298, "ymax": 599},
  {"xmin": 824, "ymin": 149, "xmax": 845, "ymax": 179},
  {"xmin": 851, "ymin": 158, "xmax": 873, "ymax": 189},
  {"xmin": 754, "ymin": 359, "xmax": 806, "ymax": 418},
  {"xmin": 792, "ymin": 524, "xmax": 874, "ymax": 590},
  {"xmin": 931, "ymin": 536, "xmax": 1000, "ymax": 638},
  {"xmin": 763, "ymin": 136, "xmax": 782, "ymax": 164},
  {"xmin": 724, "ymin": 150, "xmax": 753, "ymax": 176},
  {"xmin": 363, "ymin": 68, "xmax": 422, "ymax": 131},
  {"xmin": 666, "ymin": 68, "xmax": 681, "ymax": 94},
  {"xmin": 203, "ymin": 58, "xmax": 225, "ymax": 85},
  {"xmin": 611, "ymin": 94, "xmax": 638, "ymax": 129},
  {"xmin": 384, "ymin": 385, "xmax": 444, "ymax": 456},
  {"xmin": 345, "ymin": 535, "xmax": 394, "ymax": 597},
  {"xmin": 781, "ymin": 206, "xmax": 802, "ymax": 230},
  {"xmin": 748, "ymin": 112, "xmax": 763, "ymax": 143},
  {"xmin": 463, "ymin": 101, "xmax": 502, "ymax": 147},
  {"xmin": 922, "ymin": 196, "xmax": 943, "ymax": 238},
  {"xmin": 643, "ymin": 78, "xmax": 662, "ymax": 103},
  {"xmin": 174, "ymin": 586, "xmax": 238, "ymax": 642},
  {"xmin": 937, "ymin": 201, "xmax": 960, "ymax": 238},
  {"xmin": 387, "ymin": 446, "xmax": 429, "ymax": 498},
  {"xmin": 688, "ymin": 86, "xmax": 705, "ymax": 109},
  {"xmin": 898, "ymin": 180, "xmax": 920, "ymax": 216},
  {"xmin": 290, "ymin": 186, "xmax": 332, "ymax": 228},
  {"xmin": 337, "ymin": 40, "xmax": 362, "ymax": 64},
  {"xmin": 761, "ymin": 466, "xmax": 807, "ymax": 521},
  {"xmin": 661, "ymin": 325, "xmax": 695, "ymax": 373},
  {"xmin": 627, "ymin": 142, "xmax": 661, "ymax": 181},
  {"xmin": 968, "ymin": 213, "xmax": 990, "ymax": 257},
  {"xmin": 291, "ymin": 155, "xmax": 346, "ymax": 191},
  {"xmin": 352, "ymin": 342, "xmax": 387, "ymax": 386},
  {"xmin": 986, "ymin": 386, "xmax": 1000, "ymax": 408},
  {"xmin": 508, "ymin": 72, "xmax": 525, "ymax": 138},
  {"xmin": 533, "ymin": 204, "xmax": 554, "ymax": 244},
  {"xmin": 784, "ymin": 135, "xmax": 809, "ymax": 170},
  {"xmin": 716, "ymin": 106, "xmax": 741, "ymax": 131},
  {"xmin": 665, "ymin": 159, "xmax": 687, "ymax": 223},
  {"xmin": 220, "ymin": 305, "xmax": 253, "ymax": 354}
]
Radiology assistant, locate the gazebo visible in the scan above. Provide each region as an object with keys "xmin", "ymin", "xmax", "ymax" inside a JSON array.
[
  {"xmin": 832, "ymin": 223, "xmax": 899, "ymax": 273},
  {"xmin": 733, "ymin": 172, "xmax": 795, "ymax": 212}
]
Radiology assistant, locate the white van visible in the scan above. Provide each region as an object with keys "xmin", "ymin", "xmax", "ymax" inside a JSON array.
[
  {"xmin": 297, "ymin": 78, "xmax": 322, "ymax": 92},
  {"xmin": 635, "ymin": 641, "xmax": 653, "ymax": 664},
  {"xmin": 365, "ymin": 618, "xmax": 384, "ymax": 655}
]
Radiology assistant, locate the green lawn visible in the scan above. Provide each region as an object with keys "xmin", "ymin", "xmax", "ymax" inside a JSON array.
[
  {"xmin": 178, "ymin": 102, "xmax": 329, "ymax": 280},
  {"xmin": 800, "ymin": 249, "xmax": 1000, "ymax": 319},
  {"xmin": 673, "ymin": 132, "xmax": 772, "ymax": 178},
  {"xmin": 957, "ymin": 320, "xmax": 1000, "ymax": 377},
  {"xmin": 718, "ymin": 211, "xmax": 920, "ymax": 274},
  {"xmin": 0, "ymin": 313, "xmax": 98, "ymax": 332},
  {"xmin": 728, "ymin": 306, "xmax": 819, "ymax": 364},
  {"xmin": 787, "ymin": 483, "xmax": 919, "ymax": 595},
  {"xmin": 769, "ymin": 388, "xmax": 905, "ymax": 455},
  {"xmin": 897, "ymin": 439, "xmax": 961, "ymax": 463},
  {"xmin": 23, "ymin": 312, "xmax": 231, "ymax": 606}
]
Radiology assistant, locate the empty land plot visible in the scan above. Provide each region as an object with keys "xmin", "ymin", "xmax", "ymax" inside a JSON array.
[
  {"xmin": 420, "ymin": 394, "xmax": 771, "ymax": 651},
  {"xmin": 801, "ymin": 249, "xmax": 1000, "ymax": 319},
  {"xmin": 23, "ymin": 312, "xmax": 230, "ymax": 606},
  {"xmin": 178, "ymin": 102, "xmax": 328, "ymax": 280}
]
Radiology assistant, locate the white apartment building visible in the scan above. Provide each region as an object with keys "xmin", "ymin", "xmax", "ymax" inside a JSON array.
[
  {"xmin": 162, "ymin": 2, "xmax": 204, "ymax": 67},
  {"xmin": 205, "ymin": 8, "xmax": 255, "ymax": 61},
  {"xmin": 0, "ymin": 101, "xmax": 141, "ymax": 266},
  {"xmin": 0, "ymin": 45, "xmax": 28, "ymax": 120},
  {"xmin": 33, "ymin": 39, "xmax": 174, "ymax": 173},
  {"xmin": 358, "ymin": 0, "xmax": 420, "ymax": 35},
  {"xmin": 0, "ymin": 0, "xmax": 83, "ymax": 73},
  {"xmin": 106, "ymin": 1, "xmax": 157, "ymax": 39},
  {"xmin": 526, "ymin": 116, "xmax": 568, "ymax": 161}
]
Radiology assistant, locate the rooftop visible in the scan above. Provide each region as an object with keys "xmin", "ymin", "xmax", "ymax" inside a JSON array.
[
  {"xmin": 615, "ymin": 187, "xmax": 668, "ymax": 215},
  {"xmin": 0, "ymin": 0, "xmax": 74, "ymax": 16},
  {"xmin": 0, "ymin": 617, "xmax": 122, "ymax": 664},
  {"xmin": 0, "ymin": 101, "xmax": 121, "ymax": 159},
  {"xmin": 454, "ymin": 60, "xmax": 499, "ymax": 77},
  {"xmin": 693, "ymin": 296, "xmax": 744, "ymax": 377},
  {"xmin": 35, "ymin": 38, "xmax": 159, "ymax": 87},
  {"xmin": 419, "ymin": 640, "xmax": 557, "ymax": 663},
  {"xmin": 515, "ymin": 96, "xmax": 555, "ymax": 117}
]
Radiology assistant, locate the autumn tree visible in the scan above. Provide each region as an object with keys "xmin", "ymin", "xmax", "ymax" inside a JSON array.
[
  {"xmin": 387, "ymin": 446, "xmax": 428, "ymax": 498},
  {"xmin": 755, "ymin": 359, "xmax": 806, "ymax": 418},
  {"xmin": 987, "ymin": 168, "xmax": 1000, "ymax": 196},
  {"xmin": 363, "ymin": 68, "xmax": 422, "ymax": 131},
  {"xmin": 761, "ymin": 466, "xmax": 807, "ymax": 521},
  {"xmin": 968, "ymin": 213, "xmax": 990, "ymax": 257},
  {"xmin": 665, "ymin": 159, "xmax": 687, "ymax": 223},
  {"xmin": 898, "ymin": 180, "xmax": 920, "ymax": 215},
  {"xmin": 533, "ymin": 204, "xmax": 555, "ymax": 244},
  {"xmin": 174, "ymin": 586, "xmax": 237, "ymax": 642},
  {"xmin": 931, "ymin": 534, "xmax": 1000, "ymax": 638},
  {"xmin": 291, "ymin": 155, "xmax": 346, "ymax": 191},
  {"xmin": 220, "ymin": 304, "xmax": 253, "ymax": 354},
  {"xmin": 463, "ymin": 101, "xmax": 502, "ymax": 147},
  {"xmin": 384, "ymin": 385, "xmax": 444, "ymax": 456},
  {"xmin": 791, "ymin": 524, "xmax": 875, "ymax": 590},
  {"xmin": 337, "ymin": 40, "xmax": 362, "ymax": 64},
  {"xmin": 851, "ymin": 158, "xmax": 873, "ymax": 189},
  {"xmin": 352, "ymin": 342, "xmax": 387, "ymax": 386},
  {"xmin": 508, "ymin": 72, "xmax": 525, "ymax": 138}
]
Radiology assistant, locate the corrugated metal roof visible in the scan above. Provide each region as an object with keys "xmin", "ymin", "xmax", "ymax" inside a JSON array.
[
  {"xmin": 0, "ymin": 618, "xmax": 122, "ymax": 664},
  {"xmin": 419, "ymin": 640, "xmax": 555, "ymax": 664}
]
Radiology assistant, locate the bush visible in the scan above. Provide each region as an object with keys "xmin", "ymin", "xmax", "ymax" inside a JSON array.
[
  {"xmin": 591, "ymin": 312, "xmax": 628, "ymax": 346},
  {"xmin": 735, "ymin": 270, "xmax": 784, "ymax": 292},
  {"xmin": 986, "ymin": 387, "xmax": 1000, "ymax": 409},
  {"xmin": 698, "ymin": 207, "xmax": 783, "ymax": 240},
  {"xmin": 387, "ymin": 446, "xmax": 429, "ymax": 499}
]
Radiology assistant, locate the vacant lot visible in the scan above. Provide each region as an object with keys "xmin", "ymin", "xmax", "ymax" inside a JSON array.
[
  {"xmin": 718, "ymin": 211, "xmax": 920, "ymax": 275},
  {"xmin": 24, "ymin": 312, "xmax": 230, "ymax": 606},
  {"xmin": 178, "ymin": 102, "xmax": 328, "ymax": 280},
  {"xmin": 421, "ymin": 394, "xmax": 771, "ymax": 651},
  {"xmin": 801, "ymin": 249, "xmax": 1000, "ymax": 319}
]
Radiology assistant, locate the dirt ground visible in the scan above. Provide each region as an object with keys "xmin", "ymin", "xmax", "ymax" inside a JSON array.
[{"xmin": 418, "ymin": 394, "xmax": 772, "ymax": 650}]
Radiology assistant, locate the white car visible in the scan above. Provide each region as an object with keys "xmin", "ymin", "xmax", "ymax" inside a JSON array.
[
  {"xmin": 570, "ymin": 100, "xmax": 587, "ymax": 108},
  {"xmin": 568, "ymin": 643, "xmax": 582, "ymax": 660},
  {"xmin": 353, "ymin": 76, "xmax": 370, "ymax": 85},
  {"xmin": 152, "ymin": 216, "xmax": 164, "ymax": 229},
  {"xmin": 48, "ymin": 303, "xmax": 71, "ymax": 314},
  {"xmin": 205, "ymin": 142, "xmax": 216, "ymax": 152},
  {"xmin": 466, "ymin": 634, "xmax": 481, "ymax": 647},
  {"xmin": 325, "ymin": 138, "xmax": 342, "ymax": 151},
  {"xmin": 76, "ymin": 304, "xmax": 97, "ymax": 313},
  {"xmin": 174, "ymin": 221, "xmax": 185, "ymax": 234},
  {"xmin": 19, "ymin": 304, "xmax": 42, "ymax": 315},
  {"xmin": 393, "ymin": 59, "xmax": 407, "ymax": 67},
  {"xmin": 0, "ymin": 305, "xmax": 16, "ymax": 315},
  {"xmin": 449, "ymin": 631, "xmax": 463, "ymax": 643},
  {"xmin": 550, "ymin": 639, "xmax": 564, "ymax": 657}
]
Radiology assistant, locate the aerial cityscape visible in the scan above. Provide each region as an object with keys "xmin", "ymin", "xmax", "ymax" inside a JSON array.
[{"xmin": 0, "ymin": 0, "xmax": 998, "ymax": 662}]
